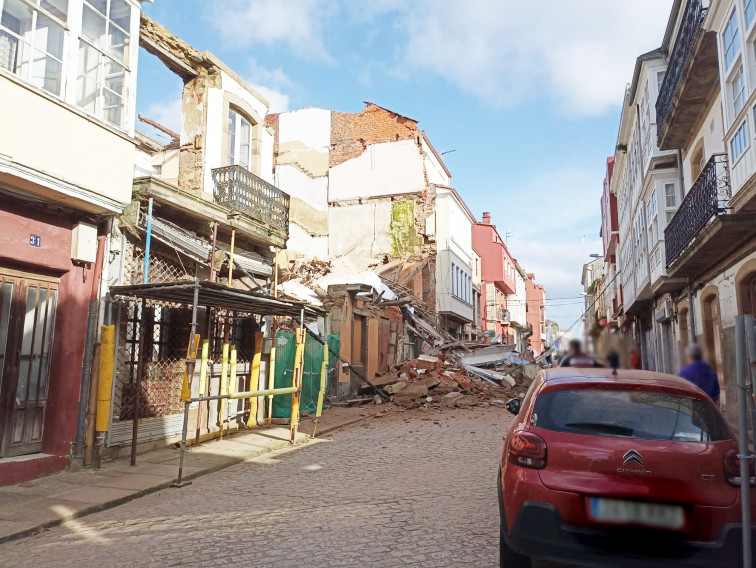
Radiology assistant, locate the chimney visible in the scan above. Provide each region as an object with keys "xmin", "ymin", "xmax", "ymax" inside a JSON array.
[{"xmin": 482, "ymin": 212, "xmax": 491, "ymax": 225}]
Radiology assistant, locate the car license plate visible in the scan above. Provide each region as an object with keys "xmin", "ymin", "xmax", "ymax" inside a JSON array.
[{"xmin": 589, "ymin": 498, "xmax": 684, "ymax": 530}]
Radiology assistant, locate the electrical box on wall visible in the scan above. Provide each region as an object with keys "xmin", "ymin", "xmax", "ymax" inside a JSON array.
[{"xmin": 71, "ymin": 222, "xmax": 98, "ymax": 263}]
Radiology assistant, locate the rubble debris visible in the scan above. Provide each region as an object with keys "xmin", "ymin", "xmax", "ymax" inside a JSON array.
[
  {"xmin": 455, "ymin": 395, "xmax": 481, "ymax": 409},
  {"xmin": 393, "ymin": 376, "xmax": 441, "ymax": 406},
  {"xmin": 373, "ymin": 394, "xmax": 384, "ymax": 405},
  {"xmin": 463, "ymin": 366, "xmax": 516, "ymax": 388},
  {"xmin": 442, "ymin": 392, "xmax": 464, "ymax": 407},
  {"xmin": 384, "ymin": 381, "xmax": 407, "ymax": 395},
  {"xmin": 447, "ymin": 371, "xmax": 474, "ymax": 391},
  {"xmin": 522, "ymin": 364, "xmax": 541, "ymax": 381},
  {"xmin": 457, "ymin": 345, "xmax": 516, "ymax": 368}
]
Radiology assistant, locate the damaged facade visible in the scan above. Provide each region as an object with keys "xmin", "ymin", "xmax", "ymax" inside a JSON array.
[{"xmin": 99, "ymin": 15, "xmax": 290, "ymax": 457}]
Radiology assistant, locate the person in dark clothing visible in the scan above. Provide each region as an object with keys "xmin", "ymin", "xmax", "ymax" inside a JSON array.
[
  {"xmin": 679, "ymin": 344, "xmax": 720, "ymax": 403},
  {"xmin": 558, "ymin": 339, "xmax": 605, "ymax": 368}
]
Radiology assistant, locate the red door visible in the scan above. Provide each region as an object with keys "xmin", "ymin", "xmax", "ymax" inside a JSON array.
[{"xmin": 0, "ymin": 270, "xmax": 58, "ymax": 457}]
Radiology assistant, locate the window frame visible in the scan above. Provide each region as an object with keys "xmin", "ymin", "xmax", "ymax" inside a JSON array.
[
  {"xmin": 226, "ymin": 107, "xmax": 253, "ymax": 170},
  {"xmin": 0, "ymin": 0, "xmax": 68, "ymax": 97},
  {"xmin": 723, "ymin": 8, "xmax": 741, "ymax": 71},
  {"xmin": 76, "ymin": 0, "xmax": 134, "ymax": 129},
  {"xmin": 730, "ymin": 119, "xmax": 750, "ymax": 162}
]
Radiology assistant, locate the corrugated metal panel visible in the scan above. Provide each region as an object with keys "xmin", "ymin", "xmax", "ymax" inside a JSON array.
[{"xmin": 108, "ymin": 414, "xmax": 185, "ymax": 446}]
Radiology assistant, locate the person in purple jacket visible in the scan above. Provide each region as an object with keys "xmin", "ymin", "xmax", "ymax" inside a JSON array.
[{"xmin": 679, "ymin": 344, "xmax": 720, "ymax": 403}]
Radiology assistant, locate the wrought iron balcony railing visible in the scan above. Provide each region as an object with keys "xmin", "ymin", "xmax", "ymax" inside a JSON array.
[
  {"xmin": 664, "ymin": 153, "xmax": 730, "ymax": 267},
  {"xmin": 656, "ymin": 0, "xmax": 708, "ymax": 141},
  {"xmin": 211, "ymin": 165, "xmax": 290, "ymax": 237}
]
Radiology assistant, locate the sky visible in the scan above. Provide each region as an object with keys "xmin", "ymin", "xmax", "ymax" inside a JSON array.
[{"xmin": 136, "ymin": 0, "xmax": 674, "ymax": 334}]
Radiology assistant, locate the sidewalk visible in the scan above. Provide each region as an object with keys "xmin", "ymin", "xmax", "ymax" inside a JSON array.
[{"xmin": 0, "ymin": 407, "xmax": 376, "ymax": 544}]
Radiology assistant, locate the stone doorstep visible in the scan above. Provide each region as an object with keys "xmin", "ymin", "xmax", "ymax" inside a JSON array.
[{"xmin": 0, "ymin": 412, "xmax": 376, "ymax": 546}]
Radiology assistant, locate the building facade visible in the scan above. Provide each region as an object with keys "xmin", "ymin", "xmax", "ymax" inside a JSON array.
[
  {"xmin": 0, "ymin": 0, "xmax": 146, "ymax": 482},
  {"xmin": 604, "ymin": 0, "xmax": 756, "ymax": 422}
]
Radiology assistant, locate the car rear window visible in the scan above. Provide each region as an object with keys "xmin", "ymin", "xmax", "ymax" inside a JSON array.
[{"xmin": 531, "ymin": 389, "xmax": 731, "ymax": 442}]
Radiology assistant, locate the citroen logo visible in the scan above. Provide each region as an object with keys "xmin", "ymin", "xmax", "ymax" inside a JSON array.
[{"xmin": 623, "ymin": 449, "xmax": 643, "ymax": 467}]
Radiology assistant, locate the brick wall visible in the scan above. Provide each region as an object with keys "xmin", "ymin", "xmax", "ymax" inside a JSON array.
[{"xmin": 330, "ymin": 103, "xmax": 419, "ymax": 168}]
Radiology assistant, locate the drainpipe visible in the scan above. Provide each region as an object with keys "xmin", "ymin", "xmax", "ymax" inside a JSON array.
[
  {"xmin": 687, "ymin": 278, "xmax": 697, "ymax": 344},
  {"xmin": 72, "ymin": 223, "xmax": 108, "ymax": 465}
]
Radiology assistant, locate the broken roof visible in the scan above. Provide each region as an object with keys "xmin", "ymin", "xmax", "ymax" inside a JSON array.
[{"xmin": 110, "ymin": 281, "xmax": 323, "ymax": 317}]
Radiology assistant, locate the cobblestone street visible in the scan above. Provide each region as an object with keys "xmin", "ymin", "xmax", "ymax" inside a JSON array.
[{"xmin": 0, "ymin": 407, "xmax": 527, "ymax": 567}]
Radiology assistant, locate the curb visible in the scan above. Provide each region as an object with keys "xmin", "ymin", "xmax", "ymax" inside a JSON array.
[{"xmin": 0, "ymin": 436, "xmax": 306, "ymax": 545}]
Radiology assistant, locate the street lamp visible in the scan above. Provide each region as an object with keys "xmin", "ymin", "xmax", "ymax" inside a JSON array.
[{"xmin": 589, "ymin": 253, "xmax": 601, "ymax": 259}]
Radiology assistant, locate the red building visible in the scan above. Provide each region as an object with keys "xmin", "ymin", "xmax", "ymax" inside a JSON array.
[
  {"xmin": 525, "ymin": 274, "xmax": 546, "ymax": 355},
  {"xmin": 472, "ymin": 212, "xmax": 518, "ymax": 344}
]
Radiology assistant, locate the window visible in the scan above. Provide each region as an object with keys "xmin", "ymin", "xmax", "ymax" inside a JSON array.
[
  {"xmin": 746, "ymin": 0, "xmax": 755, "ymax": 29},
  {"xmin": 0, "ymin": 0, "xmax": 66, "ymax": 96},
  {"xmin": 227, "ymin": 108, "xmax": 252, "ymax": 169},
  {"xmin": 731, "ymin": 65, "xmax": 746, "ymax": 115},
  {"xmin": 664, "ymin": 183, "xmax": 677, "ymax": 208},
  {"xmin": 76, "ymin": 0, "xmax": 132, "ymax": 127},
  {"xmin": 531, "ymin": 389, "xmax": 730, "ymax": 442},
  {"xmin": 731, "ymin": 120, "xmax": 750, "ymax": 160},
  {"xmin": 723, "ymin": 9, "xmax": 741, "ymax": 69},
  {"xmin": 656, "ymin": 70, "xmax": 666, "ymax": 93}
]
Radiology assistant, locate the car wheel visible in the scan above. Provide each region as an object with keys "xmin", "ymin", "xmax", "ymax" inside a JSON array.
[{"xmin": 500, "ymin": 529, "xmax": 531, "ymax": 568}]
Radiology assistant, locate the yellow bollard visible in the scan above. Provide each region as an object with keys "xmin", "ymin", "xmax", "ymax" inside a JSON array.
[
  {"xmin": 219, "ymin": 342, "xmax": 230, "ymax": 438},
  {"xmin": 266, "ymin": 344, "xmax": 277, "ymax": 426},
  {"xmin": 180, "ymin": 334, "xmax": 200, "ymax": 402},
  {"xmin": 195, "ymin": 340, "xmax": 210, "ymax": 445},
  {"xmin": 313, "ymin": 342, "xmax": 329, "ymax": 438},
  {"xmin": 289, "ymin": 328, "xmax": 306, "ymax": 443},
  {"xmin": 95, "ymin": 325, "xmax": 116, "ymax": 432},
  {"xmin": 247, "ymin": 331, "xmax": 264, "ymax": 428},
  {"xmin": 229, "ymin": 345, "xmax": 237, "ymax": 396}
]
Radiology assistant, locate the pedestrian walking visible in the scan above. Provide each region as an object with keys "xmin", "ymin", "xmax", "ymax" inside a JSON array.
[{"xmin": 678, "ymin": 344, "xmax": 720, "ymax": 403}]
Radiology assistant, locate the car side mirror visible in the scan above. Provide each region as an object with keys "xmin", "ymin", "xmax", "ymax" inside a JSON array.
[{"xmin": 505, "ymin": 398, "xmax": 521, "ymax": 415}]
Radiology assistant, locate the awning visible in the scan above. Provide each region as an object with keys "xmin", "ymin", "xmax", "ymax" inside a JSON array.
[{"xmin": 110, "ymin": 281, "xmax": 324, "ymax": 317}]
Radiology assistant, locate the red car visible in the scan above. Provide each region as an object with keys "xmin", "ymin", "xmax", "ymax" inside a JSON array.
[{"xmin": 498, "ymin": 367, "xmax": 755, "ymax": 567}]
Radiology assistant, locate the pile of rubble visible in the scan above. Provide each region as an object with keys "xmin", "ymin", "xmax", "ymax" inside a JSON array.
[{"xmin": 362, "ymin": 347, "xmax": 547, "ymax": 411}]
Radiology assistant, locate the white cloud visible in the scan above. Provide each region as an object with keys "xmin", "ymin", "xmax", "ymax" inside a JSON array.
[
  {"xmin": 142, "ymin": 97, "xmax": 182, "ymax": 139},
  {"xmin": 246, "ymin": 58, "xmax": 294, "ymax": 113},
  {"xmin": 253, "ymin": 85, "xmax": 290, "ymax": 113},
  {"xmin": 394, "ymin": 0, "xmax": 674, "ymax": 116},
  {"xmin": 205, "ymin": 0, "xmax": 332, "ymax": 62}
]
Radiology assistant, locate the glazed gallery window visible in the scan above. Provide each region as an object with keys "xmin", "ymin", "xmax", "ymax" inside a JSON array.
[
  {"xmin": 227, "ymin": 109, "xmax": 252, "ymax": 170},
  {"xmin": 731, "ymin": 120, "xmax": 750, "ymax": 160},
  {"xmin": 723, "ymin": 8, "xmax": 741, "ymax": 70},
  {"xmin": 77, "ymin": 0, "xmax": 132, "ymax": 127},
  {"xmin": 0, "ymin": 0, "xmax": 67, "ymax": 96},
  {"xmin": 731, "ymin": 65, "xmax": 746, "ymax": 115}
]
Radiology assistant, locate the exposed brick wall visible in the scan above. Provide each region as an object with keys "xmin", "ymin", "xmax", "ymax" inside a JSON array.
[
  {"xmin": 266, "ymin": 113, "xmax": 280, "ymax": 166},
  {"xmin": 330, "ymin": 104, "xmax": 419, "ymax": 168}
]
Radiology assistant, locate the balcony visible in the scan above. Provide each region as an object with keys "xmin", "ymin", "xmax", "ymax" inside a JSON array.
[
  {"xmin": 665, "ymin": 154, "xmax": 729, "ymax": 267},
  {"xmin": 212, "ymin": 165, "xmax": 290, "ymax": 239},
  {"xmin": 663, "ymin": 154, "xmax": 756, "ymax": 281},
  {"xmin": 656, "ymin": 0, "xmax": 719, "ymax": 150}
]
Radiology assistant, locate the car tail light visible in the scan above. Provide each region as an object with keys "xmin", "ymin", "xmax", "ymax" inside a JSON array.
[
  {"xmin": 508, "ymin": 430, "xmax": 547, "ymax": 470},
  {"xmin": 724, "ymin": 449, "xmax": 756, "ymax": 487}
]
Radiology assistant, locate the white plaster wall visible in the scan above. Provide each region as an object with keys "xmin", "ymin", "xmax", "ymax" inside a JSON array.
[
  {"xmin": 260, "ymin": 127, "xmax": 274, "ymax": 184},
  {"xmin": 286, "ymin": 224, "xmax": 329, "ymax": 259},
  {"xmin": 510, "ymin": 272, "xmax": 527, "ymax": 327},
  {"xmin": 421, "ymin": 137, "xmax": 451, "ymax": 186},
  {"xmin": 435, "ymin": 189, "xmax": 472, "ymax": 264},
  {"xmin": 329, "ymin": 140, "xmax": 426, "ymax": 202},
  {"xmin": 0, "ymin": 78, "xmax": 134, "ymax": 208},
  {"xmin": 681, "ymin": 94, "xmax": 725, "ymax": 192},
  {"xmin": 278, "ymin": 108, "xmax": 331, "ymax": 150},
  {"xmin": 220, "ymin": 70, "xmax": 269, "ymax": 124},
  {"xmin": 276, "ymin": 165, "xmax": 328, "ymax": 211},
  {"xmin": 328, "ymin": 201, "xmax": 393, "ymax": 264},
  {"xmin": 202, "ymin": 86, "xmax": 224, "ymax": 195}
]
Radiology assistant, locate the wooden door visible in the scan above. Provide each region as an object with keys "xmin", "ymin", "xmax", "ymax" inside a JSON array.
[
  {"xmin": 0, "ymin": 271, "xmax": 58, "ymax": 457},
  {"xmin": 378, "ymin": 319, "xmax": 390, "ymax": 374}
]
